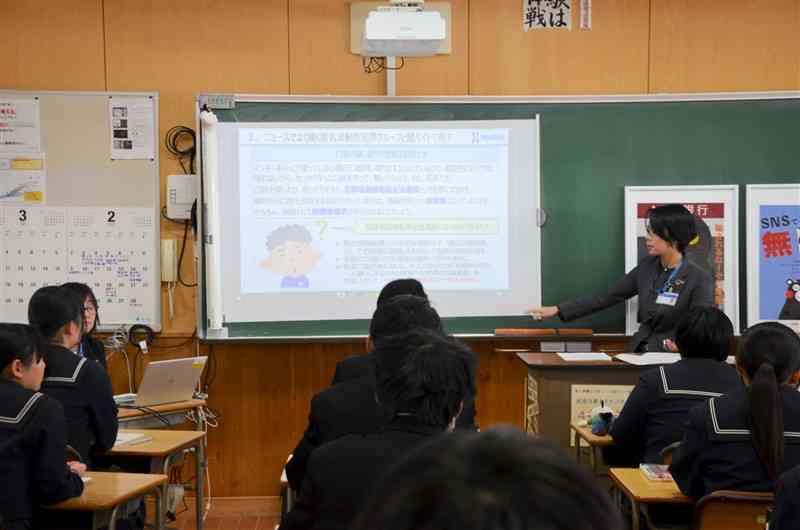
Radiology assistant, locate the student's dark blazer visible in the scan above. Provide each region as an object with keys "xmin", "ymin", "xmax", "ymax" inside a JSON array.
[
  {"xmin": 331, "ymin": 354, "xmax": 478, "ymax": 430},
  {"xmin": 558, "ymin": 256, "xmax": 713, "ymax": 352},
  {"xmin": 280, "ymin": 416, "xmax": 443, "ymax": 530},
  {"xmin": 0, "ymin": 379, "xmax": 84, "ymax": 528},
  {"xmin": 772, "ymin": 465, "xmax": 800, "ymax": 530},
  {"xmin": 80, "ymin": 334, "xmax": 107, "ymax": 372},
  {"xmin": 40, "ymin": 344, "xmax": 118, "ymax": 466},
  {"xmin": 286, "ymin": 351, "xmax": 477, "ymax": 492},
  {"xmin": 670, "ymin": 386, "xmax": 800, "ymax": 498},
  {"xmin": 608, "ymin": 358, "xmax": 741, "ymax": 464}
]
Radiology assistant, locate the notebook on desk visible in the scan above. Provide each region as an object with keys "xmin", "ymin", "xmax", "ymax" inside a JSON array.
[{"xmin": 117, "ymin": 356, "xmax": 207, "ymax": 407}]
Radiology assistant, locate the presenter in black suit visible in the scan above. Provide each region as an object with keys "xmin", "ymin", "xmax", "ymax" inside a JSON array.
[{"xmin": 529, "ymin": 204, "xmax": 714, "ymax": 352}]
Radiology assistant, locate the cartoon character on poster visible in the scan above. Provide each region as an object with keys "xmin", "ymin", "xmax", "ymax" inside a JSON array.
[
  {"xmin": 759, "ymin": 205, "xmax": 800, "ymax": 321},
  {"xmin": 259, "ymin": 224, "xmax": 321, "ymax": 288}
]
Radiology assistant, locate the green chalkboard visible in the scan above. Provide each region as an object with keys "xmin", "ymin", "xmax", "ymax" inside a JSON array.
[{"xmin": 204, "ymin": 96, "xmax": 800, "ymax": 338}]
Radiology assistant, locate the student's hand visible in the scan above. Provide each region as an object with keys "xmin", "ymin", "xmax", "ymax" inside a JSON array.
[
  {"xmin": 528, "ymin": 306, "xmax": 559, "ymax": 321},
  {"xmin": 663, "ymin": 339, "xmax": 679, "ymax": 353},
  {"xmin": 67, "ymin": 461, "xmax": 86, "ymax": 476}
]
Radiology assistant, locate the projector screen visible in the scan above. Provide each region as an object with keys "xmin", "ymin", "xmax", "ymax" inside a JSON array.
[{"xmin": 209, "ymin": 119, "xmax": 541, "ymax": 324}]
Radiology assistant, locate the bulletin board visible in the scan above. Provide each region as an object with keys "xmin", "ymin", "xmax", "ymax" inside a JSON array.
[{"xmin": 0, "ymin": 91, "xmax": 161, "ymax": 331}]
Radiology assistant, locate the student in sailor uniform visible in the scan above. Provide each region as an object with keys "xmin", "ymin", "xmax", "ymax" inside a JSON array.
[
  {"xmin": 0, "ymin": 323, "xmax": 85, "ymax": 530},
  {"xmin": 771, "ymin": 464, "xmax": 800, "ymax": 530},
  {"xmin": 670, "ymin": 322, "xmax": 800, "ymax": 497},
  {"xmin": 61, "ymin": 283, "xmax": 107, "ymax": 372},
  {"xmin": 529, "ymin": 204, "xmax": 714, "ymax": 353},
  {"xmin": 606, "ymin": 307, "xmax": 741, "ymax": 465},
  {"xmin": 28, "ymin": 286, "xmax": 118, "ymax": 467}
]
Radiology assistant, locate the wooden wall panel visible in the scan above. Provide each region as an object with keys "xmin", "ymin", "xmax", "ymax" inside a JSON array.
[
  {"xmin": 0, "ymin": 0, "xmax": 105, "ymax": 90},
  {"xmin": 650, "ymin": 0, "xmax": 800, "ymax": 93},
  {"xmin": 103, "ymin": 0, "xmax": 289, "ymax": 333},
  {"xmin": 469, "ymin": 0, "xmax": 650, "ymax": 95},
  {"xmin": 396, "ymin": 0, "xmax": 469, "ymax": 95},
  {"xmin": 289, "ymin": 0, "xmax": 385, "ymax": 95}
]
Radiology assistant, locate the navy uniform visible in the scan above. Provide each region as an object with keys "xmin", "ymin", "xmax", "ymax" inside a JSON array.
[
  {"xmin": 771, "ymin": 465, "xmax": 800, "ymax": 530},
  {"xmin": 670, "ymin": 386, "xmax": 800, "ymax": 497},
  {"xmin": 77, "ymin": 334, "xmax": 107, "ymax": 372},
  {"xmin": 40, "ymin": 343, "xmax": 118, "ymax": 466},
  {"xmin": 558, "ymin": 256, "xmax": 713, "ymax": 352},
  {"xmin": 608, "ymin": 358, "xmax": 741, "ymax": 464},
  {"xmin": 0, "ymin": 379, "xmax": 84, "ymax": 530}
]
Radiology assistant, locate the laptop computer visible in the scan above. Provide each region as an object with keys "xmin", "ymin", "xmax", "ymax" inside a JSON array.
[{"xmin": 122, "ymin": 356, "xmax": 208, "ymax": 407}]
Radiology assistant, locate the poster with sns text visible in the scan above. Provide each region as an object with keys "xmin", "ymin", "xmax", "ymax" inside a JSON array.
[
  {"xmin": 624, "ymin": 185, "xmax": 740, "ymax": 336},
  {"xmin": 747, "ymin": 184, "xmax": 800, "ymax": 333}
]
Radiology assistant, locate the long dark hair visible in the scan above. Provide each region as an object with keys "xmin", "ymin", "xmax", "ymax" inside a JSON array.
[{"xmin": 736, "ymin": 322, "xmax": 800, "ymax": 480}]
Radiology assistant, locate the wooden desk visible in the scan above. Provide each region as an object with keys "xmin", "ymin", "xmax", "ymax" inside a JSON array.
[
  {"xmin": 609, "ymin": 467, "xmax": 692, "ymax": 530},
  {"xmin": 44, "ymin": 471, "xmax": 167, "ymax": 530},
  {"xmin": 570, "ymin": 422, "xmax": 614, "ymax": 475},
  {"xmin": 108, "ymin": 430, "xmax": 206, "ymax": 530},
  {"xmin": 516, "ymin": 353, "xmax": 641, "ymax": 453},
  {"xmin": 118, "ymin": 399, "xmax": 206, "ymax": 429}
]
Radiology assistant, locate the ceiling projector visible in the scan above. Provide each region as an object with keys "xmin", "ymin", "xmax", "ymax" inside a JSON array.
[{"xmin": 361, "ymin": 1, "xmax": 446, "ymax": 57}]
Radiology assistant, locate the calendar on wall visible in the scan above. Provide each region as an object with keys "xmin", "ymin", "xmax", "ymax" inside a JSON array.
[
  {"xmin": 0, "ymin": 206, "xmax": 158, "ymax": 327},
  {"xmin": 0, "ymin": 90, "xmax": 161, "ymax": 331}
]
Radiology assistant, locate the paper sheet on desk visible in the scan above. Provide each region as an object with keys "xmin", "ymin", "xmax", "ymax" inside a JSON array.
[
  {"xmin": 615, "ymin": 353, "xmax": 681, "ymax": 366},
  {"xmin": 557, "ymin": 352, "xmax": 611, "ymax": 362}
]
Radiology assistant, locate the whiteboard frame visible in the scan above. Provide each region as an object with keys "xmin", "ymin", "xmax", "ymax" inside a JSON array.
[
  {"xmin": 196, "ymin": 91, "xmax": 800, "ymax": 340},
  {"xmin": 0, "ymin": 89, "xmax": 161, "ymax": 332},
  {"xmin": 746, "ymin": 184, "xmax": 800, "ymax": 332}
]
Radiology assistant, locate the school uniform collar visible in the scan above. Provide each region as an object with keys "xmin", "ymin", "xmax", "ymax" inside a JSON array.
[
  {"xmin": 384, "ymin": 413, "xmax": 447, "ymax": 436},
  {"xmin": 0, "ymin": 379, "xmax": 43, "ymax": 430},
  {"xmin": 43, "ymin": 344, "xmax": 88, "ymax": 383},
  {"xmin": 708, "ymin": 386, "xmax": 800, "ymax": 440},
  {"xmin": 659, "ymin": 359, "xmax": 728, "ymax": 398}
]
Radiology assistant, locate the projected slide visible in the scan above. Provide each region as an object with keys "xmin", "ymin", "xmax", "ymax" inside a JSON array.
[
  {"xmin": 214, "ymin": 119, "xmax": 540, "ymax": 322},
  {"xmin": 238, "ymin": 128, "xmax": 509, "ymax": 293}
]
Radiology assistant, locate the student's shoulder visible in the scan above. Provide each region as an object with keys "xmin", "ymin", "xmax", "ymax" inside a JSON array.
[{"xmin": 313, "ymin": 377, "xmax": 373, "ymax": 408}]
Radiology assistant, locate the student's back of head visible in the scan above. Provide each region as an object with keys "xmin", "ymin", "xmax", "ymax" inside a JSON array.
[
  {"xmin": 368, "ymin": 294, "xmax": 442, "ymax": 346},
  {"xmin": 675, "ymin": 306, "xmax": 734, "ymax": 361},
  {"xmin": 378, "ymin": 330, "xmax": 475, "ymax": 429},
  {"xmin": 376, "ymin": 278, "xmax": 427, "ymax": 306},
  {"xmin": 27, "ymin": 285, "xmax": 84, "ymax": 345},
  {"xmin": 352, "ymin": 426, "xmax": 623, "ymax": 530},
  {"xmin": 736, "ymin": 322, "xmax": 800, "ymax": 480}
]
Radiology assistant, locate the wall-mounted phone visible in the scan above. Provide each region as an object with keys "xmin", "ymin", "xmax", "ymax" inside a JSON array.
[
  {"xmin": 167, "ymin": 174, "xmax": 199, "ymax": 220},
  {"xmin": 161, "ymin": 239, "xmax": 178, "ymax": 319}
]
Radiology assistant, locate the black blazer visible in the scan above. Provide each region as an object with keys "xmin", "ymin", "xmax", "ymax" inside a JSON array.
[
  {"xmin": 40, "ymin": 344, "xmax": 118, "ymax": 466},
  {"xmin": 79, "ymin": 335, "xmax": 107, "ymax": 372},
  {"xmin": 670, "ymin": 386, "xmax": 800, "ymax": 498},
  {"xmin": 285, "ymin": 352, "xmax": 476, "ymax": 492},
  {"xmin": 0, "ymin": 379, "xmax": 84, "ymax": 528},
  {"xmin": 285, "ymin": 375, "xmax": 392, "ymax": 492},
  {"xmin": 281, "ymin": 416, "xmax": 443, "ymax": 530},
  {"xmin": 558, "ymin": 256, "xmax": 713, "ymax": 352},
  {"xmin": 772, "ymin": 465, "xmax": 800, "ymax": 530},
  {"xmin": 608, "ymin": 358, "xmax": 741, "ymax": 464},
  {"xmin": 331, "ymin": 354, "xmax": 478, "ymax": 430}
]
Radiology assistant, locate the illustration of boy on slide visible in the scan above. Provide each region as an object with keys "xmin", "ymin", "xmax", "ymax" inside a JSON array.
[{"xmin": 259, "ymin": 224, "xmax": 321, "ymax": 288}]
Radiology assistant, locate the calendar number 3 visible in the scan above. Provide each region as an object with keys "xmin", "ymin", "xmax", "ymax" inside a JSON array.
[{"xmin": 18, "ymin": 209, "xmax": 26, "ymax": 222}]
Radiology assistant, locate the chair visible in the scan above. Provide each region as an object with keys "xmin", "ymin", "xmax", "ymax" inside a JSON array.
[
  {"xmin": 660, "ymin": 441, "xmax": 681, "ymax": 466},
  {"xmin": 692, "ymin": 490, "xmax": 773, "ymax": 530}
]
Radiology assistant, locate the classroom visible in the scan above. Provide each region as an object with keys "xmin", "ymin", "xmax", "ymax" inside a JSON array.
[{"xmin": 2, "ymin": 1, "xmax": 800, "ymax": 529}]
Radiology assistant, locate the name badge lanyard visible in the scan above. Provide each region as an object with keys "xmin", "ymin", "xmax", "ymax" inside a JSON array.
[{"xmin": 657, "ymin": 261, "xmax": 683, "ymax": 295}]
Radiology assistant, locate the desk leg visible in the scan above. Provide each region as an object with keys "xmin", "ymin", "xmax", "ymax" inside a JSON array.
[
  {"xmin": 196, "ymin": 439, "xmax": 206, "ymax": 530},
  {"xmin": 574, "ymin": 435, "xmax": 581, "ymax": 466},
  {"xmin": 590, "ymin": 446, "xmax": 598, "ymax": 476}
]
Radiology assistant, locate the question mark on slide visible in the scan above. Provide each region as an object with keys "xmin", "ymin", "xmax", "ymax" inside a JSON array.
[{"xmin": 316, "ymin": 219, "xmax": 329, "ymax": 240}]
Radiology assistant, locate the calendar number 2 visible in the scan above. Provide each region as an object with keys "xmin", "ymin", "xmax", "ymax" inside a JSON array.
[
  {"xmin": 107, "ymin": 210, "xmax": 116, "ymax": 223},
  {"xmin": 18, "ymin": 209, "xmax": 27, "ymax": 222}
]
